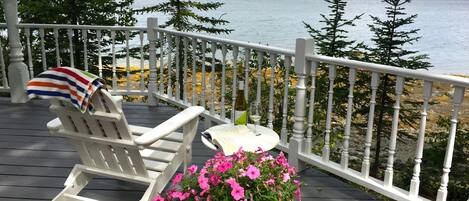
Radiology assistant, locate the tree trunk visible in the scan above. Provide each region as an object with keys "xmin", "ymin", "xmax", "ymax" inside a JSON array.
[
  {"xmin": 178, "ymin": 43, "xmax": 184, "ymax": 99},
  {"xmin": 371, "ymin": 74, "xmax": 390, "ymax": 177}
]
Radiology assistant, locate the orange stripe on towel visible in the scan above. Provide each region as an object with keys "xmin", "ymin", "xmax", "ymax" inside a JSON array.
[{"xmin": 27, "ymin": 81, "xmax": 84, "ymax": 102}]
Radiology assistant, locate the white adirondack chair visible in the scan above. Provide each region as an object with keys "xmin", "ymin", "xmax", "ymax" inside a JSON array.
[{"xmin": 46, "ymin": 89, "xmax": 205, "ymax": 201}]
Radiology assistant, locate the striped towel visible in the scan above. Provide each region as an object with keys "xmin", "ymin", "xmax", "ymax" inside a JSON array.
[{"xmin": 26, "ymin": 67, "xmax": 103, "ymax": 112}]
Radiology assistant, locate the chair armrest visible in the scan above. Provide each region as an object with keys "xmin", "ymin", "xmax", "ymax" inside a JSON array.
[
  {"xmin": 134, "ymin": 106, "xmax": 205, "ymax": 146},
  {"xmin": 112, "ymin": 95, "xmax": 123, "ymax": 109},
  {"xmin": 47, "ymin": 117, "xmax": 63, "ymax": 133}
]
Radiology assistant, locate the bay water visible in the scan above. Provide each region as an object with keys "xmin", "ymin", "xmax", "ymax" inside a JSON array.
[{"xmin": 134, "ymin": 0, "xmax": 469, "ymax": 75}]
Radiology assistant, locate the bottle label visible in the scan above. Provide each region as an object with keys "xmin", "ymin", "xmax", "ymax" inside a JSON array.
[{"xmin": 234, "ymin": 110, "xmax": 247, "ymax": 125}]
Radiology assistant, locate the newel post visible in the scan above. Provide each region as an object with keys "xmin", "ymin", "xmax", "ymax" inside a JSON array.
[
  {"xmin": 147, "ymin": 17, "xmax": 158, "ymax": 106},
  {"xmin": 4, "ymin": 0, "xmax": 29, "ymax": 103},
  {"xmin": 288, "ymin": 38, "xmax": 313, "ymax": 171}
]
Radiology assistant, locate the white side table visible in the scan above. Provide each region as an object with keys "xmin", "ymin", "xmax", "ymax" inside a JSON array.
[{"xmin": 201, "ymin": 124, "xmax": 280, "ymax": 155}]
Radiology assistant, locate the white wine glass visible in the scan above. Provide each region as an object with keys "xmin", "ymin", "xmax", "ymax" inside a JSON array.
[{"xmin": 249, "ymin": 102, "xmax": 261, "ymax": 136}]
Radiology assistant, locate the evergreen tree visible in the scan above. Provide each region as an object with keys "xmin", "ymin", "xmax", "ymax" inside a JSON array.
[
  {"xmin": 303, "ymin": 0, "xmax": 363, "ymax": 57},
  {"xmin": 302, "ymin": 0, "xmax": 365, "ymax": 158},
  {"xmin": 1, "ymin": 0, "xmax": 137, "ymax": 78},
  {"xmin": 134, "ymin": 0, "xmax": 232, "ymax": 34},
  {"xmin": 366, "ymin": 0, "xmax": 431, "ymax": 176},
  {"xmin": 135, "ymin": 0, "xmax": 232, "ymax": 98}
]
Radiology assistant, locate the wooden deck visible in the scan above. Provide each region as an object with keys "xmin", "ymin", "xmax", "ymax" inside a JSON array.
[{"xmin": 0, "ymin": 98, "xmax": 379, "ymax": 201}]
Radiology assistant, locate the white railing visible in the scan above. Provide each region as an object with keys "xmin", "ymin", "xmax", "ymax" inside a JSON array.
[
  {"xmin": 0, "ymin": 22, "xmax": 149, "ymax": 96},
  {"xmin": 1, "ymin": 17, "xmax": 468, "ymax": 201}
]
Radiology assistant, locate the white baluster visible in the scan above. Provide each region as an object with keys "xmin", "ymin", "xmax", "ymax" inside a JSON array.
[
  {"xmin": 280, "ymin": 56, "xmax": 292, "ymax": 145},
  {"xmin": 305, "ymin": 61, "xmax": 318, "ymax": 154},
  {"xmin": 231, "ymin": 46, "xmax": 239, "ymax": 122},
  {"xmin": 0, "ymin": 40, "xmax": 7, "ymax": 88},
  {"xmin": 39, "ymin": 28, "xmax": 47, "ymax": 71},
  {"xmin": 288, "ymin": 38, "xmax": 313, "ymax": 170},
  {"xmin": 267, "ymin": 53, "xmax": 277, "ymax": 128},
  {"xmin": 436, "ymin": 87, "xmax": 465, "ymax": 201},
  {"xmin": 167, "ymin": 35, "xmax": 173, "ymax": 97},
  {"xmin": 82, "ymin": 29, "xmax": 88, "ymax": 72},
  {"xmin": 191, "ymin": 38, "xmax": 197, "ymax": 105},
  {"xmin": 244, "ymin": 49, "xmax": 250, "ymax": 101},
  {"xmin": 175, "ymin": 36, "xmax": 181, "ymax": 99},
  {"xmin": 256, "ymin": 51, "xmax": 264, "ymax": 107},
  {"xmin": 362, "ymin": 72, "xmax": 380, "ymax": 179},
  {"xmin": 159, "ymin": 31, "xmax": 165, "ymax": 93},
  {"xmin": 221, "ymin": 45, "xmax": 227, "ymax": 120},
  {"xmin": 201, "ymin": 40, "xmax": 207, "ymax": 108},
  {"xmin": 67, "ymin": 29, "xmax": 74, "ymax": 68},
  {"xmin": 384, "ymin": 76, "xmax": 405, "ymax": 186},
  {"xmin": 183, "ymin": 38, "xmax": 188, "ymax": 103},
  {"xmin": 409, "ymin": 81, "xmax": 432, "ymax": 198},
  {"xmin": 147, "ymin": 18, "xmax": 158, "ymax": 105},
  {"xmin": 341, "ymin": 67, "xmax": 356, "ymax": 170},
  {"xmin": 53, "ymin": 28, "xmax": 60, "ymax": 68},
  {"xmin": 323, "ymin": 65, "xmax": 336, "ymax": 162},
  {"xmin": 25, "ymin": 28, "xmax": 34, "ymax": 78},
  {"xmin": 111, "ymin": 30, "xmax": 117, "ymax": 90},
  {"xmin": 97, "ymin": 30, "xmax": 102, "ymax": 78},
  {"xmin": 125, "ymin": 30, "xmax": 130, "ymax": 92},
  {"xmin": 210, "ymin": 42, "xmax": 216, "ymax": 116},
  {"xmin": 139, "ymin": 30, "xmax": 145, "ymax": 91}
]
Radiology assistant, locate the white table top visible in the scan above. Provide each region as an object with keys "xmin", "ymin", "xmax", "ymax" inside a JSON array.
[{"xmin": 201, "ymin": 124, "xmax": 280, "ymax": 155}]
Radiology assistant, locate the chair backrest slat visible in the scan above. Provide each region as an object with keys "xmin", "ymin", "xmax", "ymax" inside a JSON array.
[{"xmin": 51, "ymin": 100, "xmax": 95, "ymax": 167}]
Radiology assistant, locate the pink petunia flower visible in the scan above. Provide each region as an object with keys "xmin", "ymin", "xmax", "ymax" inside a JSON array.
[
  {"xmin": 216, "ymin": 161, "xmax": 233, "ymax": 173},
  {"xmin": 170, "ymin": 191, "xmax": 190, "ymax": 200},
  {"xmin": 198, "ymin": 175, "xmax": 210, "ymax": 190},
  {"xmin": 256, "ymin": 146, "xmax": 264, "ymax": 153},
  {"xmin": 276, "ymin": 152, "xmax": 288, "ymax": 167},
  {"xmin": 231, "ymin": 185, "xmax": 245, "ymax": 200},
  {"xmin": 152, "ymin": 194, "xmax": 164, "ymax": 201},
  {"xmin": 282, "ymin": 173, "xmax": 290, "ymax": 182},
  {"xmin": 225, "ymin": 177, "xmax": 238, "ymax": 187},
  {"xmin": 209, "ymin": 174, "xmax": 221, "ymax": 186},
  {"xmin": 294, "ymin": 179, "xmax": 301, "ymax": 186},
  {"xmin": 246, "ymin": 165, "xmax": 260, "ymax": 180},
  {"xmin": 172, "ymin": 173, "xmax": 183, "ymax": 185},
  {"xmin": 265, "ymin": 178, "xmax": 275, "ymax": 185},
  {"xmin": 214, "ymin": 152, "xmax": 224, "ymax": 159},
  {"xmin": 288, "ymin": 166, "xmax": 297, "ymax": 175},
  {"xmin": 200, "ymin": 167, "xmax": 208, "ymax": 175},
  {"xmin": 294, "ymin": 187, "xmax": 302, "ymax": 201},
  {"xmin": 238, "ymin": 168, "xmax": 246, "ymax": 177},
  {"xmin": 187, "ymin": 165, "xmax": 198, "ymax": 175}
]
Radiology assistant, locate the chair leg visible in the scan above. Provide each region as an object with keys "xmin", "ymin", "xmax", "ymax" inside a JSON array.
[
  {"xmin": 184, "ymin": 145, "xmax": 192, "ymax": 173},
  {"xmin": 53, "ymin": 165, "xmax": 93, "ymax": 201},
  {"xmin": 140, "ymin": 180, "xmax": 158, "ymax": 201}
]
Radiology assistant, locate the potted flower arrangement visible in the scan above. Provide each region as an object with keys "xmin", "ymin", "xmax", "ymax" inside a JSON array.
[{"xmin": 153, "ymin": 148, "xmax": 301, "ymax": 201}]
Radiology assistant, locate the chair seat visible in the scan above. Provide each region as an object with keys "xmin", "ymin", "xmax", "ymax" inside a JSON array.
[{"xmin": 130, "ymin": 124, "xmax": 185, "ymax": 177}]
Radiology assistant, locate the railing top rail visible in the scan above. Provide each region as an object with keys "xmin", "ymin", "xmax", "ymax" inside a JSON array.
[
  {"xmin": 6, "ymin": 23, "xmax": 147, "ymax": 31},
  {"xmin": 155, "ymin": 27, "xmax": 295, "ymax": 57},
  {"xmin": 3, "ymin": 22, "xmax": 468, "ymax": 87},
  {"xmin": 308, "ymin": 54, "xmax": 469, "ymax": 88}
]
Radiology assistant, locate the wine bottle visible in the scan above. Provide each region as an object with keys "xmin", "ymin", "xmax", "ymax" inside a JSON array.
[{"xmin": 234, "ymin": 80, "xmax": 247, "ymax": 125}]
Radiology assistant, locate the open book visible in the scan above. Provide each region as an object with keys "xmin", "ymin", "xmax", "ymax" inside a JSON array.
[{"xmin": 201, "ymin": 125, "xmax": 252, "ymax": 155}]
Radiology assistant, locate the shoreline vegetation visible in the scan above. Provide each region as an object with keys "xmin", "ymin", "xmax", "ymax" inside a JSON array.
[{"xmin": 114, "ymin": 64, "xmax": 469, "ymax": 125}]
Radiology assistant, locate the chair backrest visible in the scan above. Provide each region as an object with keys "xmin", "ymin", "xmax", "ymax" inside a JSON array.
[{"xmin": 49, "ymin": 89, "xmax": 148, "ymax": 177}]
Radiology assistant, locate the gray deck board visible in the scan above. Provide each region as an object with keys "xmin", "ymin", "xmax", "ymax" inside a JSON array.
[{"xmin": 0, "ymin": 98, "xmax": 379, "ymax": 200}]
